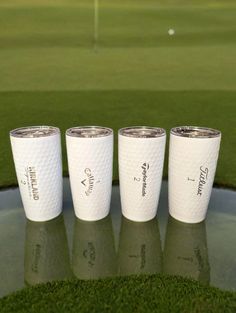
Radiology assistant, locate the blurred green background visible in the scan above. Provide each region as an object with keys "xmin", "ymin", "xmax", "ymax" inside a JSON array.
[{"xmin": 0, "ymin": 0, "xmax": 235, "ymax": 188}]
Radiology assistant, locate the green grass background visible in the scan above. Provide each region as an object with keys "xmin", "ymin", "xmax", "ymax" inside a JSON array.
[
  {"xmin": 0, "ymin": 0, "xmax": 236, "ymax": 189},
  {"xmin": 1, "ymin": 275, "xmax": 236, "ymax": 313}
]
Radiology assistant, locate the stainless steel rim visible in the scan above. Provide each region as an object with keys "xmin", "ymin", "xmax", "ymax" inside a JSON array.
[
  {"xmin": 171, "ymin": 126, "xmax": 221, "ymax": 138},
  {"xmin": 66, "ymin": 126, "xmax": 113, "ymax": 138},
  {"xmin": 10, "ymin": 126, "xmax": 60, "ymax": 138},
  {"xmin": 119, "ymin": 126, "xmax": 166, "ymax": 138}
]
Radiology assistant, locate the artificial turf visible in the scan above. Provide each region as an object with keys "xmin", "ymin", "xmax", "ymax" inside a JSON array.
[{"xmin": 0, "ymin": 275, "xmax": 236, "ymax": 313}]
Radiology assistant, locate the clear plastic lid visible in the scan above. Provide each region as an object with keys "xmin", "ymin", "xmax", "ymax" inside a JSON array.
[
  {"xmin": 171, "ymin": 126, "xmax": 221, "ymax": 138},
  {"xmin": 119, "ymin": 126, "xmax": 166, "ymax": 138},
  {"xmin": 10, "ymin": 126, "xmax": 60, "ymax": 138},
  {"xmin": 66, "ymin": 126, "xmax": 113, "ymax": 138}
]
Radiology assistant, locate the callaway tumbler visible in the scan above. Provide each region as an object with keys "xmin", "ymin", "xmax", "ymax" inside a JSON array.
[
  {"xmin": 10, "ymin": 126, "xmax": 63, "ymax": 222},
  {"xmin": 119, "ymin": 126, "xmax": 166, "ymax": 222},
  {"xmin": 66, "ymin": 126, "xmax": 113, "ymax": 221},
  {"xmin": 169, "ymin": 126, "xmax": 221, "ymax": 223}
]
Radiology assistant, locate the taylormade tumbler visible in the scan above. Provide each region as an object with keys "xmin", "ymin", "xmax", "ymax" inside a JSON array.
[
  {"xmin": 10, "ymin": 126, "xmax": 63, "ymax": 222},
  {"xmin": 169, "ymin": 126, "xmax": 221, "ymax": 223},
  {"xmin": 66, "ymin": 126, "xmax": 113, "ymax": 221},
  {"xmin": 119, "ymin": 126, "xmax": 166, "ymax": 222}
]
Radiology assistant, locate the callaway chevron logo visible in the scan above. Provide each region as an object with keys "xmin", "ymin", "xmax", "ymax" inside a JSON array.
[{"xmin": 81, "ymin": 168, "xmax": 95, "ymax": 196}]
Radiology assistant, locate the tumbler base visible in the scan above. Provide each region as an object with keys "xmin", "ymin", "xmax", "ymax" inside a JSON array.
[{"xmin": 169, "ymin": 210, "xmax": 206, "ymax": 224}]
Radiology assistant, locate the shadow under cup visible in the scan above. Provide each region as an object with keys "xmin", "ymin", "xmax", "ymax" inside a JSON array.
[{"xmin": 163, "ymin": 216, "xmax": 210, "ymax": 284}]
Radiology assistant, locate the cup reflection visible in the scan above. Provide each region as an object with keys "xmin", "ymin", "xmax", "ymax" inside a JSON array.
[
  {"xmin": 72, "ymin": 215, "xmax": 117, "ymax": 279},
  {"xmin": 163, "ymin": 216, "xmax": 210, "ymax": 284},
  {"xmin": 24, "ymin": 214, "xmax": 72, "ymax": 286},
  {"xmin": 118, "ymin": 217, "xmax": 162, "ymax": 275}
]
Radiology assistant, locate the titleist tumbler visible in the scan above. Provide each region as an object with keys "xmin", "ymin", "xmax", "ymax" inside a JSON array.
[{"xmin": 168, "ymin": 126, "xmax": 221, "ymax": 223}]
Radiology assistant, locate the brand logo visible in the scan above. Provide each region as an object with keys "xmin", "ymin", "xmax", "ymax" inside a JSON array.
[
  {"xmin": 141, "ymin": 163, "xmax": 149, "ymax": 197},
  {"xmin": 197, "ymin": 166, "xmax": 208, "ymax": 196},
  {"xmin": 83, "ymin": 242, "xmax": 95, "ymax": 267},
  {"xmin": 32, "ymin": 244, "xmax": 41, "ymax": 273},
  {"xmin": 22, "ymin": 166, "xmax": 39, "ymax": 200},
  {"xmin": 81, "ymin": 168, "xmax": 95, "ymax": 196},
  {"xmin": 129, "ymin": 244, "xmax": 146, "ymax": 270}
]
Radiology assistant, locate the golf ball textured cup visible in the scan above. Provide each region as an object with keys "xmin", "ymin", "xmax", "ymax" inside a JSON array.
[
  {"xmin": 10, "ymin": 126, "xmax": 63, "ymax": 222},
  {"xmin": 119, "ymin": 126, "xmax": 166, "ymax": 222},
  {"xmin": 169, "ymin": 126, "xmax": 221, "ymax": 223},
  {"xmin": 66, "ymin": 126, "xmax": 113, "ymax": 221}
]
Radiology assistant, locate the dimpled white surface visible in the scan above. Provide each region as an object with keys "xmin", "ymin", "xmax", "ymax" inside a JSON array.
[
  {"xmin": 168, "ymin": 134, "xmax": 221, "ymax": 223},
  {"xmin": 66, "ymin": 134, "xmax": 113, "ymax": 221},
  {"xmin": 10, "ymin": 134, "xmax": 63, "ymax": 221},
  {"xmin": 119, "ymin": 134, "xmax": 166, "ymax": 222}
]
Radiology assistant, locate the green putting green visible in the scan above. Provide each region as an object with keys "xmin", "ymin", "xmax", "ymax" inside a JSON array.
[
  {"xmin": 0, "ymin": 275, "xmax": 236, "ymax": 313},
  {"xmin": 0, "ymin": 0, "xmax": 236, "ymax": 189}
]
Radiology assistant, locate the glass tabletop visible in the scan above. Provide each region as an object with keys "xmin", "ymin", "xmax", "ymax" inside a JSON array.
[{"xmin": 0, "ymin": 179, "xmax": 235, "ymax": 298}]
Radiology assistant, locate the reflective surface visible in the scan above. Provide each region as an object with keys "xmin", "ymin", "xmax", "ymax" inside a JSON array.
[{"xmin": 0, "ymin": 179, "xmax": 235, "ymax": 298}]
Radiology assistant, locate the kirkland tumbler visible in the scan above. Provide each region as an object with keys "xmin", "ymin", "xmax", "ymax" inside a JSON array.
[
  {"xmin": 66, "ymin": 126, "xmax": 113, "ymax": 221},
  {"xmin": 119, "ymin": 126, "xmax": 166, "ymax": 222},
  {"xmin": 169, "ymin": 126, "xmax": 221, "ymax": 223},
  {"xmin": 10, "ymin": 126, "xmax": 63, "ymax": 222}
]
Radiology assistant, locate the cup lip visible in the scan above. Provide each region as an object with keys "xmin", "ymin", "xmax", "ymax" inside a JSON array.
[
  {"xmin": 171, "ymin": 126, "xmax": 221, "ymax": 138},
  {"xmin": 119, "ymin": 126, "xmax": 166, "ymax": 138},
  {"xmin": 10, "ymin": 126, "xmax": 60, "ymax": 138},
  {"xmin": 66, "ymin": 126, "xmax": 113, "ymax": 138}
]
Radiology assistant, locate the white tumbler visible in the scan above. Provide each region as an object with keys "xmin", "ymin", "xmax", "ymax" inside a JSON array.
[
  {"xmin": 10, "ymin": 126, "xmax": 63, "ymax": 222},
  {"xmin": 169, "ymin": 126, "xmax": 221, "ymax": 223},
  {"xmin": 119, "ymin": 126, "xmax": 166, "ymax": 222},
  {"xmin": 66, "ymin": 126, "xmax": 113, "ymax": 221}
]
